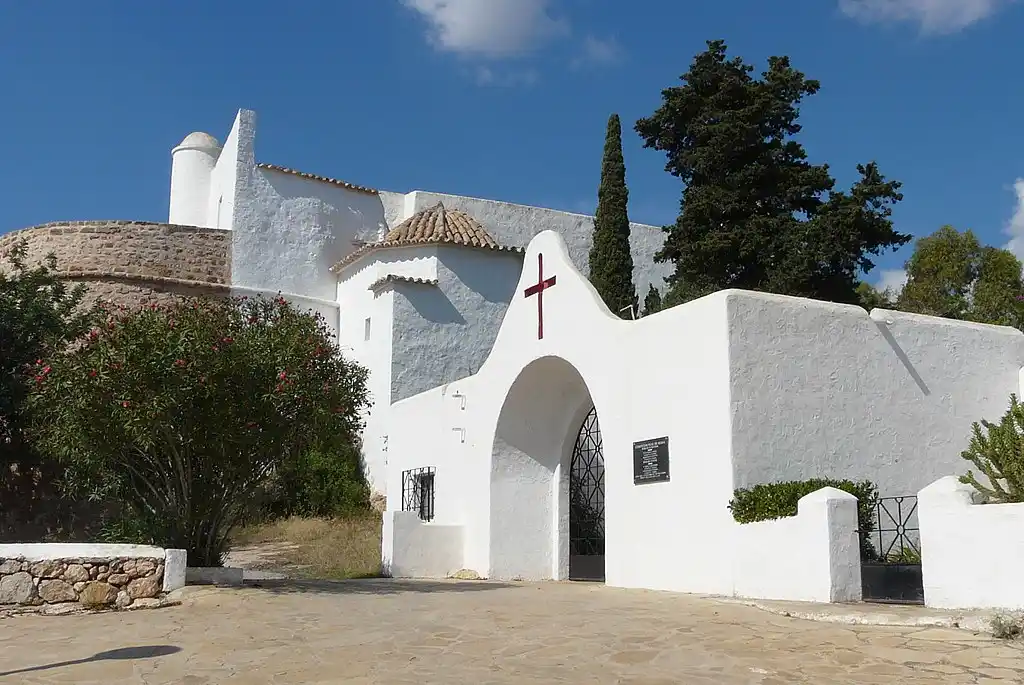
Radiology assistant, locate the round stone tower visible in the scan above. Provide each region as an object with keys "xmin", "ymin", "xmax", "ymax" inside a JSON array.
[{"xmin": 168, "ymin": 131, "xmax": 222, "ymax": 227}]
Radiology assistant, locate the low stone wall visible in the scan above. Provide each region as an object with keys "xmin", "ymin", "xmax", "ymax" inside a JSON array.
[
  {"xmin": 0, "ymin": 544, "xmax": 186, "ymax": 613},
  {"xmin": 0, "ymin": 556, "xmax": 165, "ymax": 609}
]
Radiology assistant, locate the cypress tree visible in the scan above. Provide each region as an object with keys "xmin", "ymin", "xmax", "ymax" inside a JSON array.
[
  {"xmin": 642, "ymin": 284, "xmax": 662, "ymax": 316},
  {"xmin": 589, "ymin": 113, "xmax": 638, "ymax": 318}
]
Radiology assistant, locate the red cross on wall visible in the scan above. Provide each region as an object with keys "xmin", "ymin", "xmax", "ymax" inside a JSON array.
[{"xmin": 524, "ymin": 253, "xmax": 557, "ymax": 339}]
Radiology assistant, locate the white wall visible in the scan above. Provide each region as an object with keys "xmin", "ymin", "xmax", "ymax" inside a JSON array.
[
  {"xmin": 206, "ymin": 110, "xmax": 246, "ymax": 231},
  {"xmin": 401, "ymin": 190, "xmax": 670, "ymax": 309},
  {"xmin": 727, "ymin": 295, "xmax": 1024, "ymax": 497},
  {"xmin": 390, "ymin": 246, "xmax": 524, "ymax": 402},
  {"xmin": 919, "ymin": 476, "xmax": 1024, "ymax": 610},
  {"xmin": 227, "ymin": 110, "xmax": 389, "ymax": 302},
  {"xmin": 337, "ymin": 249, "xmax": 438, "ymax": 491},
  {"xmin": 229, "ymin": 286, "xmax": 341, "ymax": 340},
  {"xmin": 384, "ymin": 231, "xmax": 740, "ymax": 594},
  {"xmin": 382, "ymin": 511, "xmax": 463, "ymax": 578},
  {"xmin": 733, "ymin": 487, "xmax": 862, "ymax": 602}
]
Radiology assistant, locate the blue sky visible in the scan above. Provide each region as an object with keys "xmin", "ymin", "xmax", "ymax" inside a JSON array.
[{"xmin": 2, "ymin": 0, "xmax": 1022, "ymax": 290}]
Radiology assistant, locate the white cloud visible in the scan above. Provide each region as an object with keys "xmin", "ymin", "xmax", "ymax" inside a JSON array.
[
  {"xmin": 876, "ymin": 268, "xmax": 909, "ymax": 295},
  {"xmin": 401, "ymin": 0, "xmax": 568, "ymax": 58},
  {"xmin": 1003, "ymin": 178, "xmax": 1024, "ymax": 260},
  {"xmin": 838, "ymin": 0, "xmax": 1016, "ymax": 33},
  {"xmin": 570, "ymin": 35, "xmax": 622, "ymax": 69}
]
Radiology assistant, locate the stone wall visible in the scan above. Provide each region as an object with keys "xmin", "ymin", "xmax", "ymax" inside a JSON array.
[
  {"xmin": 0, "ymin": 220, "xmax": 232, "ymax": 309},
  {"xmin": 0, "ymin": 556, "xmax": 165, "ymax": 610}
]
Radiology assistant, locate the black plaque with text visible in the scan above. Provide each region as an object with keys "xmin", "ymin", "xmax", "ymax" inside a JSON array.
[{"xmin": 633, "ymin": 437, "xmax": 670, "ymax": 484}]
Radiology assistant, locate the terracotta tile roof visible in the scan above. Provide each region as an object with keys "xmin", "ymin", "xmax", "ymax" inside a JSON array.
[
  {"xmin": 368, "ymin": 275, "xmax": 438, "ymax": 291},
  {"xmin": 383, "ymin": 202, "xmax": 498, "ymax": 247},
  {"xmin": 330, "ymin": 203, "xmax": 522, "ymax": 273},
  {"xmin": 257, "ymin": 163, "xmax": 378, "ymax": 196}
]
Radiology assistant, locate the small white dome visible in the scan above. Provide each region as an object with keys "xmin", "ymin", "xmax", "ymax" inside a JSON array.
[{"xmin": 173, "ymin": 131, "xmax": 221, "ymax": 151}]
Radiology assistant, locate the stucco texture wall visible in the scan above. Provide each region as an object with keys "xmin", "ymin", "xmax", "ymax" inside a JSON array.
[
  {"xmin": 727, "ymin": 294, "xmax": 1024, "ymax": 498},
  {"xmin": 0, "ymin": 220, "xmax": 231, "ymax": 309},
  {"xmin": 403, "ymin": 191, "xmax": 670, "ymax": 307},
  {"xmin": 390, "ymin": 246, "xmax": 525, "ymax": 403}
]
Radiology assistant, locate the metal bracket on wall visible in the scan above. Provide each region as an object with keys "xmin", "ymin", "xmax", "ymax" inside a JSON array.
[
  {"xmin": 451, "ymin": 392, "xmax": 467, "ymax": 410},
  {"xmin": 452, "ymin": 427, "xmax": 466, "ymax": 443}
]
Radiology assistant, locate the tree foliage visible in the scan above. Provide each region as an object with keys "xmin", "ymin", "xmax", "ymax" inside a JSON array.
[
  {"xmin": 897, "ymin": 225, "xmax": 1024, "ymax": 328},
  {"xmin": 589, "ymin": 113, "xmax": 638, "ymax": 318},
  {"xmin": 960, "ymin": 394, "xmax": 1024, "ymax": 503},
  {"xmin": 28, "ymin": 295, "xmax": 371, "ymax": 565},
  {"xmin": 642, "ymin": 284, "xmax": 663, "ymax": 317},
  {"xmin": 635, "ymin": 39, "xmax": 910, "ymax": 306},
  {"xmin": 855, "ymin": 281, "xmax": 895, "ymax": 311},
  {"xmin": 0, "ymin": 239, "xmax": 95, "ymax": 538}
]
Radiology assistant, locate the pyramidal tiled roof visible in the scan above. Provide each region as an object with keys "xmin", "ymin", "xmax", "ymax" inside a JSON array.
[
  {"xmin": 384, "ymin": 202, "xmax": 499, "ymax": 247},
  {"xmin": 331, "ymin": 203, "xmax": 521, "ymax": 273}
]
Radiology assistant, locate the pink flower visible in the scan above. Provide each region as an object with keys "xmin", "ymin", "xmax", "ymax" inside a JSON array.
[
  {"xmin": 278, "ymin": 371, "xmax": 287, "ymax": 380},
  {"xmin": 121, "ymin": 401, "xmax": 130, "ymax": 408},
  {"xmin": 221, "ymin": 337, "xmax": 233, "ymax": 344},
  {"xmin": 174, "ymin": 359, "xmax": 186, "ymax": 368},
  {"xmin": 89, "ymin": 370, "xmax": 97, "ymax": 378}
]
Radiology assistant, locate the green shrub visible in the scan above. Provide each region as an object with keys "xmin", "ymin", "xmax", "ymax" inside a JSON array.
[
  {"xmin": 263, "ymin": 440, "xmax": 371, "ymax": 519},
  {"xmin": 729, "ymin": 479, "xmax": 879, "ymax": 559},
  {"xmin": 28, "ymin": 294, "xmax": 370, "ymax": 566},
  {"xmin": 960, "ymin": 394, "xmax": 1024, "ymax": 503}
]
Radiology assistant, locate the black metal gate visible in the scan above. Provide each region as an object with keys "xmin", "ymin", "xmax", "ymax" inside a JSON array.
[
  {"xmin": 860, "ymin": 496, "xmax": 924, "ymax": 604},
  {"xmin": 569, "ymin": 406, "xmax": 605, "ymax": 581}
]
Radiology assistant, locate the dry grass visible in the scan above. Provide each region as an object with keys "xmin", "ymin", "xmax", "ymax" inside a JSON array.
[{"xmin": 231, "ymin": 514, "xmax": 383, "ymax": 580}]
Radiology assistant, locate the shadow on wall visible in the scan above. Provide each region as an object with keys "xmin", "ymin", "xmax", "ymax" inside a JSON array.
[
  {"xmin": 402, "ymin": 286, "xmax": 466, "ymax": 325},
  {"xmin": 447, "ymin": 249, "xmax": 525, "ymax": 305},
  {"xmin": 871, "ymin": 318, "xmax": 930, "ymax": 396},
  {"xmin": 0, "ymin": 646, "xmax": 182, "ymax": 678}
]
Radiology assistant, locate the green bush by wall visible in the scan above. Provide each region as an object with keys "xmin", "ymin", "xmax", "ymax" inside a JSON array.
[{"xmin": 729, "ymin": 479, "xmax": 880, "ymax": 560}]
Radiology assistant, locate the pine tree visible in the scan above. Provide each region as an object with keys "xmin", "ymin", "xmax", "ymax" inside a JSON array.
[
  {"xmin": 642, "ymin": 284, "xmax": 662, "ymax": 316},
  {"xmin": 589, "ymin": 113, "xmax": 638, "ymax": 319},
  {"xmin": 636, "ymin": 40, "xmax": 909, "ymax": 305}
]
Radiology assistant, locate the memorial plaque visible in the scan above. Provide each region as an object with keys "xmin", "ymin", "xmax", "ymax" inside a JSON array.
[{"xmin": 633, "ymin": 437, "xmax": 670, "ymax": 484}]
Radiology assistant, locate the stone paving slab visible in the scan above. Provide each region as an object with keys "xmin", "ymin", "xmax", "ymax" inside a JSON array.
[
  {"xmin": 1, "ymin": 579, "xmax": 1022, "ymax": 683},
  {"xmin": 716, "ymin": 596, "xmax": 996, "ymax": 633}
]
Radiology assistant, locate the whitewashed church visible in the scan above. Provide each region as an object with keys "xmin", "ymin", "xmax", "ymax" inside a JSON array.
[
  {"xmin": 167, "ymin": 109, "xmax": 669, "ymax": 495},
  {"xmin": 172, "ymin": 110, "xmax": 1024, "ymax": 609}
]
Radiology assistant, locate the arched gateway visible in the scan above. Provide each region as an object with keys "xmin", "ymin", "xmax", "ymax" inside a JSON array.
[{"xmin": 488, "ymin": 356, "xmax": 606, "ymax": 582}]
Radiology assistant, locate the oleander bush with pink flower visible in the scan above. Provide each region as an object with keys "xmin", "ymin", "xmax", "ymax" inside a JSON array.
[{"xmin": 28, "ymin": 294, "xmax": 370, "ymax": 566}]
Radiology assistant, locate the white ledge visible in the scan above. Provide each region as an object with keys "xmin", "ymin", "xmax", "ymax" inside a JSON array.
[{"xmin": 0, "ymin": 543, "xmax": 167, "ymax": 561}]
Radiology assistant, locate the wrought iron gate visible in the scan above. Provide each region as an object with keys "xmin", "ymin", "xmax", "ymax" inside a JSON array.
[
  {"xmin": 569, "ymin": 406, "xmax": 605, "ymax": 581},
  {"xmin": 860, "ymin": 495, "xmax": 924, "ymax": 604}
]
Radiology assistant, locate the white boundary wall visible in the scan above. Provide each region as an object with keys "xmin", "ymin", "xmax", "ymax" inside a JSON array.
[
  {"xmin": 919, "ymin": 476, "xmax": 1024, "ymax": 610},
  {"xmin": 383, "ymin": 511, "xmax": 463, "ymax": 578},
  {"xmin": 733, "ymin": 488, "xmax": 862, "ymax": 603}
]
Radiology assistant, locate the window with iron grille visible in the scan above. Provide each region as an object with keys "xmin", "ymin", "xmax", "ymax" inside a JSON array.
[{"xmin": 401, "ymin": 467, "xmax": 435, "ymax": 522}]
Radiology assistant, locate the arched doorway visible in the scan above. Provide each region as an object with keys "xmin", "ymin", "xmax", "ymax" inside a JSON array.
[
  {"xmin": 569, "ymin": 406, "xmax": 605, "ymax": 581},
  {"xmin": 489, "ymin": 356, "xmax": 596, "ymax": 581}
]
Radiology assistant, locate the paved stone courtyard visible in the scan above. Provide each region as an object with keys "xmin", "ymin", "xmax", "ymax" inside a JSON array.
[{"xmin": 1, "ymin": 580, "xmax": 1022, "ymax": 683}]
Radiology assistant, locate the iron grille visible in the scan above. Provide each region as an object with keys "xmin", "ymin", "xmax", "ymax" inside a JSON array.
[
  {"xmin": 569, "ymin": 407, "xmax": 605, "ymax": 556},
  {"xmin": 866, "ymin": 496, "xmax": 921, "ymax": 563},
  {"xmin": 401, "ymin": 467, "xmax": 435, "ymax": 522}
]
